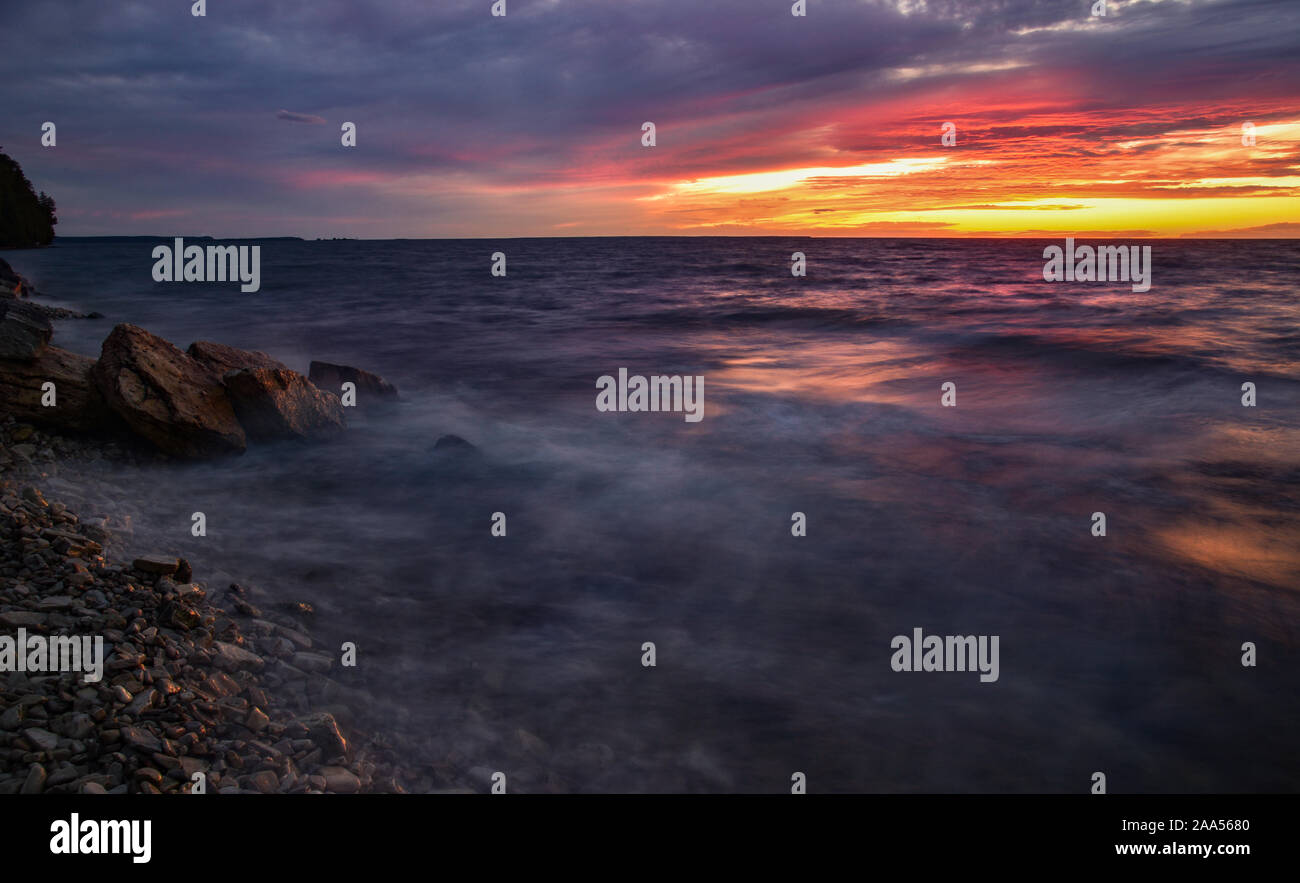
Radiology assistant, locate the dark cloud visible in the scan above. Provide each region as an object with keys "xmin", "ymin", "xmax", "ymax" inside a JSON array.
[
  {"xmin": 276, "ymin": 109, "xmax": 326, "ymax": 124},
  {"xmin": 0, "ymin": 0, "xmax": 1295, "ymax": 235}
]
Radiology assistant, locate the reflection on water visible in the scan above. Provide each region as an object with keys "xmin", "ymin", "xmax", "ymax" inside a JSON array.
[{"xmin": 13, "ymin": 237, "xmax": 1300, "ymax": 791}]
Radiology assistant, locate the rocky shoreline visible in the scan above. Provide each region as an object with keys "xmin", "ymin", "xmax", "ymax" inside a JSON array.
[
  {"xmin": 0, "ymin": 257, "xmax": 416, "ymax": 794},
  {"xmin": 0, "ymin": 416, "xmax": 416, "ymax": 793}
]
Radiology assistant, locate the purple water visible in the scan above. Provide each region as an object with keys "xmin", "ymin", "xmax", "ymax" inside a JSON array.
[{"xmin": 9, "ymin": 236, "xmax": 1300, "ymax": 792}]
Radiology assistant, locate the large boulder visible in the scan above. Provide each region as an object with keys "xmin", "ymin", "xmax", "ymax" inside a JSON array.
[
  {"xmin": 187, "ymin": 340, "xmax": 290, "ymax": 379},
  {"xmin": 0, "ymin": 345, "xmax": 117, "ymax": 432},
  {"xmin": 308, "ymin": 361, "xmax": 398, "ymax": 404},
  {"xmin": 91, "ymin": 324, "xmax": 246, "ymax": 458},
  {"xmin": 0, "ymin": 300, "xmax": 52, "ymax": 359},
  {"xmin": 222, "ymin": 367, "xmax": 345, "ymax": 441}
]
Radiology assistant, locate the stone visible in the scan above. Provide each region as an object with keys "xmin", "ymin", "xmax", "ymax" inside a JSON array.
[
  {"xmin": 245, "ymin": 707, "xmax": 270, "ymax": 733},
  {"xmin": 186, "ymin": 340, "xmax": 290, "ymax": 379},
  {"xmin": 222, "ymin": 367, "xmax": 345, "ymax": 442},
  {"xmin": 26, "ymin": 727, "xmax": 59, "ymax": 751},
  {"xmin": 0, "ymin": 611, "xmax": 47, "ymax": 627},
  {"xmin": 21, "ymin": 763, "xmax": 47, "ymax": 794},
  {"xmin": 294, "ymin": 712, "xmax": 348, "ymax": 759},
  {"xmin": 318, "ymin": 766, "xmax": 360, "ymax": 793},
  {"xmin": 0, "ymin": 345, "xmax": 117, "ymax": 432},
  {"xmin": 160, "ymin": 601, "xmax": 200, "ymax": 630},
  {"xmin": 247, "ymin": 770, "xmax": 279, "ymax": 793},
  {"xmin": 211, "ymin": 641, "xmax": 264, "ymax": 672},
  {"xmin": 134, "ymin": 767, "xmax": 163, "ymax": 786},
  {"xmin": 119, "ymin": 726, "xmax": 162, "ymax": 753},
  {"xmin": 91, "ymin": 324, "xmax": 246, "ymax": 458},
  {"xmin": 0, "ymin": 300, "xmax": 52, "ymax": 360},
  {"xmin": 308, "ymin": 360, "xmax": 398, "ymax": 403},
  {"xmin": 0, "ymin": 706, "xmax": 22, "ymax": 730},
  {"xmin": 125, "ymin": 689, "xmax": 157, "ymax": 715},
  {"xmin": 133, "ymin": 555, "xmax": 179, "ymax": 575}
]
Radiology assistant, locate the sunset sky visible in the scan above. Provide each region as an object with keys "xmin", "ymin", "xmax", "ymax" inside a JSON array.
[{"xmin": 3, "ymin": 0, "xmax": 1297, "ymax": 238}]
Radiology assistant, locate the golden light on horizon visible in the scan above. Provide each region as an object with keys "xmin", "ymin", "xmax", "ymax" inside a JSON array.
[{"xmin": 636, "ymin": 114, "xmax": 1300, "ymax": 236}]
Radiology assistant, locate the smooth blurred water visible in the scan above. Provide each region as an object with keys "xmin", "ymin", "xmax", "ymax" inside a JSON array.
[{"xmin": 11, "ymin": 237, "xmax": 1300, "ymax": 792}]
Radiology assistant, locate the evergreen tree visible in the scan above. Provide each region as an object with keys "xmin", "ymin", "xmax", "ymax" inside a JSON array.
[{"xmin": 0, "ymin": 149, "xmax": 58, "ymax": 247}]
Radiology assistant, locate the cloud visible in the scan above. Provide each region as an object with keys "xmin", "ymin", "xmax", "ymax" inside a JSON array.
[
  {"xmin": 0, "ymin": 0, "xmax": 1296, "ymax": 236},
  {"xmin": 276, "ymin": 109, "xmax": 326, "ymax": 124}
]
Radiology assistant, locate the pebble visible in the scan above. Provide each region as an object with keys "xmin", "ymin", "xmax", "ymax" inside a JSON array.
[
  {"xmin": 25, "ymin": 728, "xmax": 59, "ymax": 751},
  {"xmin": 21, "ymin": 763, "xmax": 47, "ymax": 794},
  {"xmin": 0, "ymin": 419, "xmax": 392, "ymax": 795},
  {"xmin": 245, "ymin": 707, "xmax": 270, "ymax": 732},
  {"xmin": 132, "ymin": 555, "xmax": 179, "ymax": 575},
  {"xmin": 319, "ymin": 766, "xmax": 360, "ymax": 793}
]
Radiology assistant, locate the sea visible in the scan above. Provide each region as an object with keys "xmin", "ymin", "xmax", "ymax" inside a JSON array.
[{"xmin": 9, "ymin": 236, "xmax": 1300, "ymax": 792}]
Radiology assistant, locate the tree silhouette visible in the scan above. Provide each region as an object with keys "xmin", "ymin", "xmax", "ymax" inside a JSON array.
[{"xmin": 0, "ymin": 149, "xmax": 58, "ymax": 247}]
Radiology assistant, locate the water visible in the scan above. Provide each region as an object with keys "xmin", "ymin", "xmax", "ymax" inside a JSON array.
[{"xmin": 10, "ymin": 237, "xmax": 1300, "ymax": 792}]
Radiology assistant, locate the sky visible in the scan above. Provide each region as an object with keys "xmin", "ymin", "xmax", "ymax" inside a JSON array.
[{"xmin": 2, "ymin": 0, "xmax": 1297, "ymax": 238}]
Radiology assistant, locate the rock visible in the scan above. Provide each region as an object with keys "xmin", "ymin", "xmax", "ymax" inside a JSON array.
[
  {"xmin": 308, "ymin": 360, "xmax": 398, "ymax": 403},
  {"xmin": 0, "ymin": 610, "xmax": 47, "ymax": 627},
  {"xmin": 211, "ymin": 641, "xmax": 264, "ymax": 672},
  {"xmin": 125, "ymin": 689, "xmax": 157, "ymax": 715},
  {"xmin": 174, "ymin": 558, "xmax": 193, "ymax": 583},
  {"xmin": 245, "ymin": 707, "xmax": 270, "ymax": 732},
  {"xmin": 222, "ymin": 367, "xmax": 345, "ymax": 442},
  {"xmin": 247, "ymin": 770, "xmax": 279, "ymax": 793},
  {"xmin": 26, "ymin": 728, "xmax": 59, "ymax": 751},
  {"xmin": 282, "ymin": 601, "xmax": 314, "ymax": 619},
  {"xmin": 46, "ymin": 764, "xmax": 81, "ymax": 787},
  {"xmin": 91, "ymin": 324, "xmax": 246, "ymax": 458},
  {"xmin": 0, "ymin": 345, "xmax": 117, "ymax": 432},
  {"xmin": 160, "ymin": 601, "xmax": 200, "ymax": 630},
  {"xmin": 294, "ymin": 712, "xmax": 348, "ymax": 759},
  {"xmin": 0, "ymin": 300, "xmax": 52, "ymax": 359},
  {"xmin": 318, "ymin": 766, "xmax": 360, "ymax": 793},
  {"xmin": 21, "ymin": 764, "xmax": 47, "ymax": 794},
  {"xmin": 133, "ymin": 555, "xmax": 179, "ymax": 575},
  {"xmin": 61, "ymin": 713, "xmax": 95, "ymax": 740},
  {"xmin": 119, "ymin": 726, "xmax": 162, "ymax": 753},
  {"xmin": 134, "ymin": 767, "xmax": 163, "ymax": 786},
  {"xmin": 81, "ymin": 782, "xmax": 109, "ymax": 795},
  {"xmin": 0, "ymin": 258, "xmax": 37, "ymax": 297},
  {"xmin": 0, "ymin": 706, "xmax": 22, "ymax": 730},
  {"xmin": 186, "ymin": 340, "xmax": 290, "ymax": 380}
]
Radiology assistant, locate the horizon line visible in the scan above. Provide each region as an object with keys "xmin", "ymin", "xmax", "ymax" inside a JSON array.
[{"xmin": 31, "ymin": 233, "xmax": 1300, "ymax": 243}]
